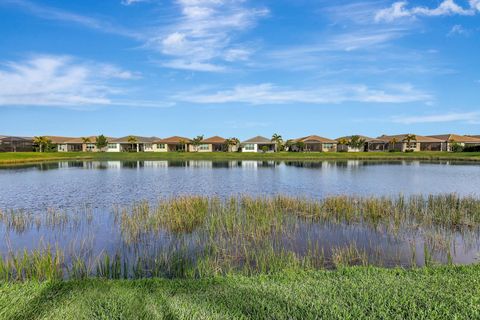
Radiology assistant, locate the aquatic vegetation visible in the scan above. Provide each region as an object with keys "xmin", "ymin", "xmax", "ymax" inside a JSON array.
[{"xmin": 1, "ymin": 194, "xmax": 480, "ymax": 281}]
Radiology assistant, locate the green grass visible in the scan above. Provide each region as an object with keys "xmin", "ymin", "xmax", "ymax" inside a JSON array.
[
  {"xmin": 2, "ymin": 151, "xmax": 480, "ymax": 164},
  {"xmin": 0, "ymin": 266, "xmax": 479, "ymax": 319}
]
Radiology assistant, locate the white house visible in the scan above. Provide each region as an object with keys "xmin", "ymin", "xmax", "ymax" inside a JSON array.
[{"xmin": 240, "ymin": 136, "xmax": 275, "ymax": 153}]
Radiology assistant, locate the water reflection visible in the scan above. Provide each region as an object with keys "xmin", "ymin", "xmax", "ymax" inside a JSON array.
[{"xmin": 1, "ymin": 160, "xmax": 480, "ymax": 211}]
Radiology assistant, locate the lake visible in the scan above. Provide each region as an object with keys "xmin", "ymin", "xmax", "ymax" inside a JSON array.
[
  {"xmin": 1, "ymin": 160, "xmax": 480, "ymax": 277},
  {"xmin": 1, "ymin": 160, "xmax": 480, "ymax": 211}
]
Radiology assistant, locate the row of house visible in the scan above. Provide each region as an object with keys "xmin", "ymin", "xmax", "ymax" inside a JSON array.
[{"xmin": 1, "ymin": 133, "xmax": 480, "ymax": 153}]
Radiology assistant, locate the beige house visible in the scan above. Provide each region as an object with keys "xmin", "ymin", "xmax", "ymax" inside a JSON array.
[
  {"xmin": 0, "ymin": 136, "xmax": 34, "ymax": 152},
  {"xmin": 47, "ymin": 136, "xmax": 115, "ymax": 152},
  {"xmin": 155, "ymin": 136, "xmax": 191, "ymax": 152},
  {"xmin": 428, "ymin": 134, "xmax": 480, "ymax": 152},
  {"xmin": 241, "ymin": 136, "xmax": 275, "ymax": 152},
  {"xmin": 376, "ymin": 134, "xmax": 443, "ymax": 152},
  {"xmin": 336, "ymin": 135, "xmax": 374, "ymax": 152},
  {"xmin": 108, "ymin": 136, "xmax": 160, "ymax": 152},
  {"xmin": 292, "ymin": 135, "xmax": 337, "ymax": 152},
  {"xmin": 188, "ymin": 136, "xmax": 232, "ymax": 152}
]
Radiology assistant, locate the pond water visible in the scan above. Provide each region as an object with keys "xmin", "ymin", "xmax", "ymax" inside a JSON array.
[
  {"xmin": 1, "ymin": 160, "xmax": 480, "ymax": 211},
  {"xmin": 1, "ymin": 160, "xmax": 480, "ymax": 276}
]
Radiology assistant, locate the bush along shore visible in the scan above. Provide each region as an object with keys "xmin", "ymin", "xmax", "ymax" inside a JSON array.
[{"xmin": 1, "ymin": 194, "xmax": 480, "ymax": 281}]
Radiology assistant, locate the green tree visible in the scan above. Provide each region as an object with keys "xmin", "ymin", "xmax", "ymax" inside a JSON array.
[
  {"xmin": 225, "ymin": 137, "xmax": 240, "ymax": 152},
  {"xmin": 127, "ymin": 136, "xmax": 138, "ymax": 152},
  {"xmin": 449, "ymin": 140, "xmax": 464, "ymax": 152},
  {"xmin": 81, "ymin": 137, "xmax": 91, "ymax": 144},
  {"xmin": 191, "ymin": 135, "xmax": 204, "ymax": 152},
  {"xmin": 295, "ymin": 141, "xmax": 305, "ymax": 152},
  {"xmin": 389, "ymin": 138, "xmax": 398, "ymax": 152},
  {"xmin": 285, "ymin": 139, "xmax": 295, "ymax": 151},
  {"xmin": 33, "ymin": 136, "xmax": 52, "ymax": 153},
  {"xmin": 178, "ymin": 139, "xmax": 187, "ymax": 152},
  {"xmin": 95, "ymin": 135, "xmax": 108, "ymax": 152},
  {"xmin": 404, "ymin": 134, "xmax": 417, "ymax": 151},
  {"xmin": 271, "ymin": 133, "xmax": 283, "ymax": 152},
  {"xmin": 348, "ymin": 135, "xmax": 366, "ymax": 151}
]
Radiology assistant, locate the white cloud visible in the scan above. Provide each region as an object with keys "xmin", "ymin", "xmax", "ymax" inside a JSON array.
[
  {"xmin": 121, "ymin": 0, "xmax": 148, "ymax": 5},
  {"xmin": 392, "ymin": 112, "xmax": 480, "ymax": 124},
  {"xmin": 174, "ymin": 83, "xmax": 432, "ymax": 105},
  {"xmin": 375, "ymin": 0, "xmax": 480, "ymax": 22},
  {"xmin": 147, "ymin": 0, "xmax": 269, "ymax": 71},
  {"xmin": 447, "ymin": 24, "xmax": 469, "ymax": 36},
  {"xmin": 3, "ymin": 0, "xmax": 142, "ymax": 39},
  {"xmin": 0, "ymin": 55, "xmax": 138, "ymax": 107}
]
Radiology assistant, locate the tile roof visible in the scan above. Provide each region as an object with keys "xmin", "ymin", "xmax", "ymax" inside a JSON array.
[
  {"xmin": 295, "ymin": 135, "xmax": 337, "ymax": 144},
  {"xmin": 428, "ymin": 134, "xmax": 480, "ymax": 143},
  {"xmin": 111, "ymin": 136, "xmax": 159, "ymax": 143},
  {"xmin": 155, "ymin": 136, "xmax": 192, "ymax": 144},
  {"xmin": 335, "ymin": 135, "xmax": 379, "ymax": 142},
  {"xmin": 376, "ymin": 134, "xmax": 443, "ymax": 143},
  {"xmin": 202, "ymin": 136, "xmax": 226, "ymax": 144},
  {"xmin": 241, "ymin": 136, "xmax": 274, "ymax": 144}
]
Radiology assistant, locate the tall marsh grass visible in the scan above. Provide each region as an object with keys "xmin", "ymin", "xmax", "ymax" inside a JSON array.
[{"xmin": 1, "ymin": 194, "xmax": 480, "ymax": 281}]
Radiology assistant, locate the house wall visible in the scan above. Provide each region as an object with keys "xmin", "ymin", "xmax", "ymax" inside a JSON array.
[
  {"xmin": 241, "ymin": 143, "xmax": 258, "ymax": 152},
  {"xmin": 188, "ymin": 144, "xmax": 213, "ymax": 152},
  {"xmin": 338, "ymin": 145, "xmax": 363, "ymax": 152},
  {"xmin": 145, "ymin": 143, "xmax": 169, "ymax": 152},
  {"xmin": 107, "ymin": 143, "xmax": 121, "ymax": 152},
  {"xmin": 321, "ymin": 143, "xmax": 337, "ymax": 152},
  {"xmin": 420, "ymin": 143, "xmax": 442, "ymax": 151},
  {"xmin": 367, "ymin": 142, "xmax": 386, "ymax": 152},
  {"xmin": 57, "ymin": 144, "xmax": 68, "ymax": 152}
]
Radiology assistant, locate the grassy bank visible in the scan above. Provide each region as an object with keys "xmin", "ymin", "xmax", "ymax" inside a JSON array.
[
  {"xmin": 2, "ymin": 151, "xmax": 480, "ymax": 165},
  {"xmin": 1, "ymin": 266, "xmax": 479, "ymax": 319}
]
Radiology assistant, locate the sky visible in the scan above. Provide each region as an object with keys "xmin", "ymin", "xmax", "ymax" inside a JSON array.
[{"xmin": 0, "ymin": 0, "xmax": 479, "ymax": 139}]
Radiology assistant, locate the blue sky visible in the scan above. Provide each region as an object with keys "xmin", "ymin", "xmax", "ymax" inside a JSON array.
[{"xmin": 0, "ymin": 0, "xmax": 479, "ymax": 139}]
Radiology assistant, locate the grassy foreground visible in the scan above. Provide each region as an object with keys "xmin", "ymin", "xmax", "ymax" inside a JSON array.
[
  {"xmin": 1, "ymin": 151, "xmax": 480, "ymax": 164},
  {"xmin": 0, "ymin": 266, "xmax": 479, "ymax": 319}
]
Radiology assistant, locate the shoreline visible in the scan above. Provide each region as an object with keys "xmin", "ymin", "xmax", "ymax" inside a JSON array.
[{"xmin": 1, "ymin": 151, "xmax": 480, "ymax": 165}]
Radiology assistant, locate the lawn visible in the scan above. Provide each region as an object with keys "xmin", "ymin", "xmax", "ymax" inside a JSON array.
[
  {"xmin": 0, "ymin": 266, "xmax": 479, "ymax": 319},
  {"xmin": 1, "ymin": 151, "xmax": 480, "ymax": 165}
]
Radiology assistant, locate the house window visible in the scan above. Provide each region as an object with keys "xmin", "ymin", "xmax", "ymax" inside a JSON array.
[
  {"xmin": 323, "ymin": 143, "xmax": 334, "ymax": 149},
  {"xmin": 86, "ymin": 144, "xmax": 95, "ymax": 151},
  {"xmin": 199, "ymin": 144, "xmax": 210, "ymax": 150},
  {"xmin": 244, "ymin": 144, "xmax": 255, "ymax": 151},
  {"xmin": 157, "ymin": 144, "xmax": 166, "ymax": 149},
  {"xmin": 406, "ymin": 143, "xmax": 417, "ymax": 149},
  {"xmin": 108, "ymin": 144, "xmax": 117, "ymax": 149}
]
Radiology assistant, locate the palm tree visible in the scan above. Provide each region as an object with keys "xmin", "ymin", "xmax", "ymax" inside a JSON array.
[
  {"xmin": 284, "ymin": 139, "xmax": 295, "ymax": 152},
  {"xmin": 225, "ymin": 137, "xmax": 240, "ymax": 152},
  {"xmin": 127, "ymin": 135, "xmax": 138, "ymax": 152},
  {"xmin": 81, "ymin": 137, "xmax": 91, "ymax": 152},
  {"xmin": 178, "ymin": 139, "xmax": 187, "ymax": 152},
  {"xmin": 389, "ymin": 138, "xmax": 398, "ymax": 151},
  {"xmin": 348, "ymin": 135, "xmax": 366, "ymax": 151},
  {"xmin": 295, "ymin": 141, "xmax": 305, "ymax": 152},
  {"xmin": 33, "ymin": 136, "xmax": 51, "ymax": 153},
  {"xmin": 403, "ymin": 134, "xmax": 417, "ymax": 150},
  {"xmin": 191, "ymin": 135, "xmax": 204, "ymax": 152},
  {"xmin": 271, "ymin": 133, "xmax": 283, "ymax": 152}
]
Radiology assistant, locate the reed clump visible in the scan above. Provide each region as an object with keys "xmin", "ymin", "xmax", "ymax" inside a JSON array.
[{"xmin": 1, "ymin": 194, "xmax": 479, "ymax": 281}]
